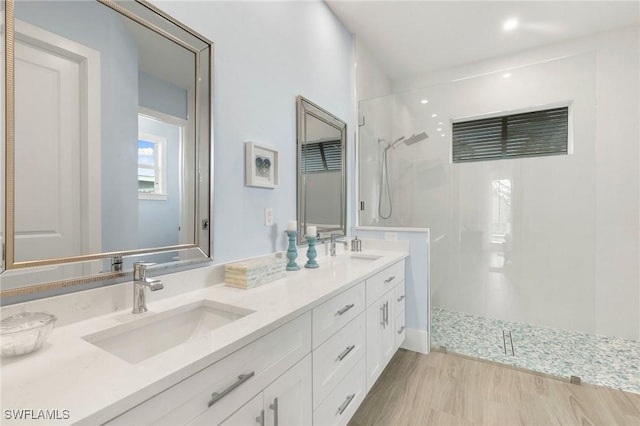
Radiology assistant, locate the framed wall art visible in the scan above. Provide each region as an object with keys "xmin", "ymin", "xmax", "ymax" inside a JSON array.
[{"xmin": 245, "ymin": 141, "xmax": 279, "ymax": 188}]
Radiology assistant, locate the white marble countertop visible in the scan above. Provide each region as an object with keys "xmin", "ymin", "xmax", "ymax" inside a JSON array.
[{"xmin": 0, "ymin": 249, "xmax": 408, "ymax": 425}]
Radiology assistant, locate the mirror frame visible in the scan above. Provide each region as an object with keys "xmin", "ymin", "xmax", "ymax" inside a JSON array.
[
  {"xmin": 296, "ymin": 96, "xmax": 347, "ymax": 245},
  {"xmin": 1, "ymin": 0, "xmax": 213, "ymax": 300}
]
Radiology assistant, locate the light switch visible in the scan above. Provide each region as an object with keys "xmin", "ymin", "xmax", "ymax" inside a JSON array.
[
  {"xmin": 265, "ymin": 208, "xmax": 273, "ymax": 226},
  {"xmin": 385, "ymin": 232, "xmax": 397, "ymax": 241}
]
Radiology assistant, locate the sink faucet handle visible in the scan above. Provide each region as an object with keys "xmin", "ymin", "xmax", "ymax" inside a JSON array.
[
  {"xmin": 132, "ymin": 262, "xmax": 162, "ymax": 314},
  {"xmin": 133, "ymin": 261, "xmax": 155, "ymax": 280}
]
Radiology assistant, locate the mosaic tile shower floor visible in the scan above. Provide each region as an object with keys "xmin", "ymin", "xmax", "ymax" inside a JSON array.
[{"xmin": 431, "ymin": 308, "xmax": 640, "ymax": 394}]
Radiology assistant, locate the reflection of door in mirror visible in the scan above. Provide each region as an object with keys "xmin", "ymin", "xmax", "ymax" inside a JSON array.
[{"xmin": 14, "ymin": 19, "xmax": 101, "ymax": 273}]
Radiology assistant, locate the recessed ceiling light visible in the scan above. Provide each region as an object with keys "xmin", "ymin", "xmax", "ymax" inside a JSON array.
[
  {"xmin": 431, "ymin": 113, "xmax": 438, "ymax": 118},
  {"xmin": 441, "ymin": 133, "xmax": 446, "ymax": 137},
  {"xmin": 438, "ymin": 122, "xmax": 443, "ymax": 125},
  {"xmin": 503, "ymin": 18, "xmax": 519, "ymax": 32},
  {"xmin": 421, "ymin": 99, "xmax": 429, "ymax": 104},
  {"xmin": 502, "ymin": 72, "xmax": 512, "ymax": 78},
  {"xmin": 437, "ymin": 128, "xmax": 442, "ymax": 132}
]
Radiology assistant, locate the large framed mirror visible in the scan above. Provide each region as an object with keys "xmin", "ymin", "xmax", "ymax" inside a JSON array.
[
  {"xmin": 1, "ymin": 0, "xmax": 212, "ymax": 301},
  {"xmin": 296, "ymin": 96, "xmax": 347, "ymax": 244}
]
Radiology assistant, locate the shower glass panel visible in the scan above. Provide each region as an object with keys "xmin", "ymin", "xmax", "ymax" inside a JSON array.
[{"xmin": 358, "ymin": 53, "xmax": 638, "ymax": 393}]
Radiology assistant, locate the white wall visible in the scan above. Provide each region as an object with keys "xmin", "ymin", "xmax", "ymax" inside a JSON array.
[
  {"xmin": 151, "ymin": 1, "xmax": 355, "ymax": 263},
  {"xmin": 355, "ymin": 38, "xmax": 392, "ymax": 102},
  {"xmin": 373, "ymin": 26, "xmax": 639, "ymax": 340}
]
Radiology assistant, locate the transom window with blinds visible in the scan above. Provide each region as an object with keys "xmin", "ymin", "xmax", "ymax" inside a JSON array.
[
  {"xmin": 452, "ymin": 106, "xmax": 569, "ymax": 163},
  {"xmin": 301, "ymin": 140, "xmax": 342, "ymax": 173}
]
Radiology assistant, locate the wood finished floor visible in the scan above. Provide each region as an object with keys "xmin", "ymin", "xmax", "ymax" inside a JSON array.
[{"xmin": 349, "ymin": 349, "xmax": 640, "ymax": 426}]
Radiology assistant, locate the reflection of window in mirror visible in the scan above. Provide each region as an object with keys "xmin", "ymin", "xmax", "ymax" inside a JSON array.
[
  {"xmin": 137, "ymin": 112, "xmax": 185, "ymax": 200},
  {"xmin": 138, "ymin": 132, "xmax": 167, "ymax": 199}
]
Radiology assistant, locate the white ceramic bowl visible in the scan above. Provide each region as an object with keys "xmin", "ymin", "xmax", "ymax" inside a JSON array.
[{"xmin": 1, "ymin": 312, "xmax": 57, "ymax": 357}]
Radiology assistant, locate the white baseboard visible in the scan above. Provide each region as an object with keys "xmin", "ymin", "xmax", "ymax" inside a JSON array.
[{"xmin": 400, "ymin": 328, "xmax": 430, "ymax": 354}]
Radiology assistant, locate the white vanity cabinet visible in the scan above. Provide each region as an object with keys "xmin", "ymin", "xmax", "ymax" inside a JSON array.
[
  {"xmin": 96, "ymin": 256, "xmax": 408, "ymax": 426},
  {"xmin": 365, "ymin": 261, "xmax": 405, "ymax": 392},
  {"xmin": 106, "ymin": 312, "xmax": 311, "ymax": 426}
]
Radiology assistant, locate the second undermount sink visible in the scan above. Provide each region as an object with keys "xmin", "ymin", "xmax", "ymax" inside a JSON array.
[
  {"xmin": 349, "ymin": 253, "xmax": 383, "ymax": 263},
  {"xmin": 83, "ymin": 300, "xmax": 254, "ymax": 364}
]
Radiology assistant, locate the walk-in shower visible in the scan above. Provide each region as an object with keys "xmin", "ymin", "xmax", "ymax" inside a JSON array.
[
  {"xmin": 357, "ymin": 52, "xmax": 640, "ymax": 394},
  {"xmin": 378, "ymin": 132, "xmax": 428, "ymax": 219}
]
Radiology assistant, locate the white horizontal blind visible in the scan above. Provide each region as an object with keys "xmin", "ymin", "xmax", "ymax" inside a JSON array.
[
  {"xmin": 452, "ymin": 107, "xmax": 568, "ymax": 163},
  {"xmin": 301, "ymin": 140, "xmax": 342, "ymax": 173}
]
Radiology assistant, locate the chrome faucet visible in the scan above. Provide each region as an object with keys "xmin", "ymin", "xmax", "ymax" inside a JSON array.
[
  {"xmin": 132, "ymin": 262, "xmax": 164, "ymax": 314},
  {"xmin": 330, "ymin": 233, "xmax": 346, "ymax": 257}
]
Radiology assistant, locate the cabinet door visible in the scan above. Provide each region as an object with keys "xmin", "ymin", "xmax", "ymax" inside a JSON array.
[
  {"xmin": 264, "ymin": 354, "xmax": 312, "ymax": 426},
  {"xmin": 365, "ymin": 300, "xmax": 384, "ymax": 392},
  {"xmin": 380, "ymin": 291, "xmax": 395, "ymax": 367},
  {"xmin": 218, "ymin": 393, "xmax": 264, "ymax": 426}
]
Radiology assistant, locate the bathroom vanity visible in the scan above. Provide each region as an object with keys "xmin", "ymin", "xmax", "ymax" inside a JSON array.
[{"xmin": 0, "ymin": 249, "xmax": 408, "ymax": 425}]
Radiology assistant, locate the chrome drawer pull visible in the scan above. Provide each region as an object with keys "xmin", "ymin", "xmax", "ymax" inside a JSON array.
[
  {"xmin": 208, "ymin": 371, "xmax": 255, "ymax": 407},
  {"xmin": 397, "ymin": 325, "xmax": 406, "ymax": 334},
  {"xmin": 337, "ymin": 393, "xmax": 356, "ymax": 415},
  {"xmin": 380, "ymin": 304, "xmax": 385, "ymax": 327},
  {"xmin": 384, "ymin": 276, "xmax": 395, "ymax": 284},
  {"xmin": 337, "ymin": 344, "xmax": 355, "ymax": 362},
  {"xmin": 397, "ymin": 295, "xmax": 405, "ymax": 302},
  {"xmin": 256, "ymin": 409, "xmax": 265, "ymax": 426},
  {"xmin": 269, "ymin": 397, "xmax": 279, "ymax": 426},
  {"xmin": 336, "ymin": 303, "xmax": 355, "ymax": 316}
]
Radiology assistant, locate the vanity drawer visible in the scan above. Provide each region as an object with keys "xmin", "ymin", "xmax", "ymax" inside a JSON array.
[
  {"xmin": 366, "ymin": 261, "xmax": 404, "ymax": 307},
  {"xmin": 313, "ymin": 312, "xmax": 365, "ymax": 409},
  {"xmin": 312, "ymin": 281, "xmax": 365, "ymax": 348},
  {"xmin": 394, "ymin": 281, "xmax": 406, "ymax": 315},
  {"xmin": 313, "ymin": 358, "xmax": 366, "ymax": 426},
  {"xmin": 106, "ymin": 312, "xmax": 311, "ymax": 426}
]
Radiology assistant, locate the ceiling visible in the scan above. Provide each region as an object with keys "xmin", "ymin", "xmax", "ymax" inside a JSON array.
[{"xmin": 326, "ymin": 1, "xmax": 640, "ymax": 81}]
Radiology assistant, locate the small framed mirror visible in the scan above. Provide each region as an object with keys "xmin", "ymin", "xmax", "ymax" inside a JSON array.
[{"xmin": 296, "ymin": 96, "xmax": 347, "ymax": 244}]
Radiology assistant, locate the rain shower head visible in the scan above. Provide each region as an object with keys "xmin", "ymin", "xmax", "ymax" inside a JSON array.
[
  {"xmin": 404, "ymin": 132, "xmax": 429, "ymax": 145},
  {"xmin": 381, "ymin": 133, "xmax": 426, "ymax": 150}
]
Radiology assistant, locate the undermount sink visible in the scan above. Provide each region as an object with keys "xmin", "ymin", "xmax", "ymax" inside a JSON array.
[
  {"xmin": 349, "ymin": 253, "xmax": 383, "ymax": 263},
  {"xmin": 83, "ymin": 300, "xmax": 254, "ymax": 364}
]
